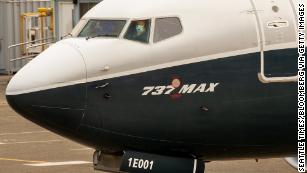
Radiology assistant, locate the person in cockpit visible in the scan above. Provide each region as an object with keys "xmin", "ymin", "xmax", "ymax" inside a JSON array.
[{"xmin": 125, "ymin": 20, "xmax": 150, "ymax": 43}]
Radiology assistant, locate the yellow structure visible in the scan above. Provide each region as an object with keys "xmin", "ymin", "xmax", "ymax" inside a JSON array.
[{"xmin": 20, "ymin": 8, "xmax": 54, "ymax": 55}]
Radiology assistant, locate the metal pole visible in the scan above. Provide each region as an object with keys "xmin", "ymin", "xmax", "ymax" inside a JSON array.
[{"xmin": 7, "ymin": 46, "xmax": 11, "ymax": 75}]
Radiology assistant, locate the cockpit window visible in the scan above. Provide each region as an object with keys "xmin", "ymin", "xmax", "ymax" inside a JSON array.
[
  {"xmin": 154, "ymin": 17, "xmax": 182, "ymax": 43},
  {"xmin": 124, "ymin": 20, "xmax": 151, "ymax": 43},
  {"xmin": 78, "ymin": 20, "xmax": 126, "ymax": 38}
]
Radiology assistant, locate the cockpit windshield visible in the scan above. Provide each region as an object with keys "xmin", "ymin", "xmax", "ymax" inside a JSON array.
[{"xmin": 78, "ymin": 20, "xmax": 126, "ymax": 38}]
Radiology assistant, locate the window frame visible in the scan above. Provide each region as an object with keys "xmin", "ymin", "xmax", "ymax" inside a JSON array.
[
  {"xmin": 152, "ymin": 16, "xmax": 184, "ymax": 44},
  {"xmin": 71, "ymin": 19, "xmax": 88, "ymax": 37},
  {"xmin": 153, "ymin": 16, "xmax": 183, "ymax": 43},
  {"xmin": 74, "ymin": 16, "xmax": 183, "ymax": 44},
  {"xmin": 76, "ymin": 18, "xmax": 129, "ymax": 39}
]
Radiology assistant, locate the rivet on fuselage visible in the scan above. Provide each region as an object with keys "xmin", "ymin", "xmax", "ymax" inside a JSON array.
[
  {"xmin": 103, "ymin": 93, "xmax": 111, "ymax": 99},
  {"xmin": 200, "ymin": 105, "xmax": 209, "ymax": 111}
]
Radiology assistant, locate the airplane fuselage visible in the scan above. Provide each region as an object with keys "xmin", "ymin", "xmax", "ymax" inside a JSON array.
[{"xmin": 6, "ymin": 0, "xmax": 301, "ymax": 163}]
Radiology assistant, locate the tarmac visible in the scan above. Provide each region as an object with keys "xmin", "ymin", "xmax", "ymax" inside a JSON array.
[{"xmin": 0, "ymin": 75, "xmax": 299, "ymax": 173}]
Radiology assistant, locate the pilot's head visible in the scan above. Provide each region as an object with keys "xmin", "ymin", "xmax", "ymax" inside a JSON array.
[{"xmin": 136, "ymin": 20, "xmax": 146, "ymax": 36}]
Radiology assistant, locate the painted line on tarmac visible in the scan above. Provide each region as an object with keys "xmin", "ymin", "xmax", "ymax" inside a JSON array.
[
  {"xmin": 0, "ymin": 100, "xmax": 7, "ymax": 105},
  {"xmin": 0, "ymin": 157, "xmax": 45, "ymax": 163},
  {"xmin": 0, "ymin": 130, "xmax": 49, "ymax": 136},
  {"xmin": 70, "ymin": 148, "xmax": 93, "ymax": 151},
  {"xmin": 5, "ymin": 116, "xmax": 19, "ymax": 118},
  {"xmin": 24, "ymin": 161, "xmax": 92, "ymax": 167},
  {"xmin": 0, "ymin": 139, "xmax": 63, "ymax": 145}
]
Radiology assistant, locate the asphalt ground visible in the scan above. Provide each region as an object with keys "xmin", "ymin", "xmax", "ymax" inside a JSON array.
[{"xmin": 0, "ymin": 75, "xmax": 298, "ymax": 173}]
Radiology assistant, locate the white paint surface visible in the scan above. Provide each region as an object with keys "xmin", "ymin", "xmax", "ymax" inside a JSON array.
[{"xmin": 6, "ymin": 42, "xmax": 86, "ymax": 95}]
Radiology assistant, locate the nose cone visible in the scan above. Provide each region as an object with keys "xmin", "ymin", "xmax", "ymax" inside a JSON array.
[{"xmin": 6, "ymin": 41, "xmax": 87, "ymax": 135}]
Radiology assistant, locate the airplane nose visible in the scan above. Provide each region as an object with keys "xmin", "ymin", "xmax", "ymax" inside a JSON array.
[{"xmin": 6, "ymin": 41, "xmax": 87, "ymax": 135}]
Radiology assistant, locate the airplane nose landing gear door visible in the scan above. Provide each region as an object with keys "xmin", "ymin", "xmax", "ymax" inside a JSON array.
[{"xmin": 251, "ymin": 0, "xmax": 298, "ymax": 83}]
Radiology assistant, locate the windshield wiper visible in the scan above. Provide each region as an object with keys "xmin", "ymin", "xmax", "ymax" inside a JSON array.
[
  {"xmin": 61, "ymin": 33, "xmax": 72, "ymax": 40},
  {"xmin": 86, "ymin": 34, "xmax": 118, "ymax": 40}
]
